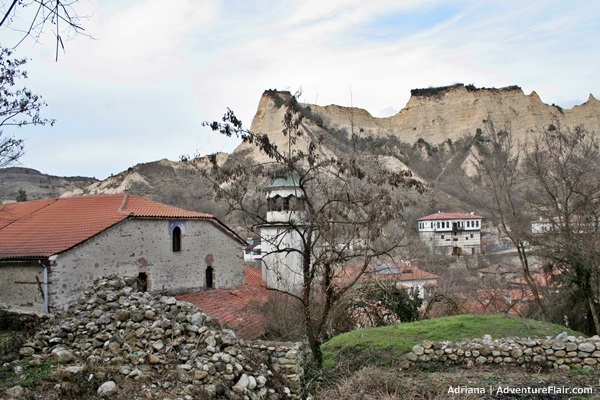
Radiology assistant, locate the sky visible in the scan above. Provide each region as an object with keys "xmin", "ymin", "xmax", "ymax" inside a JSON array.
[{"xmin": 1, "ymin": 0, "xmax": 599, "ymax": 180}]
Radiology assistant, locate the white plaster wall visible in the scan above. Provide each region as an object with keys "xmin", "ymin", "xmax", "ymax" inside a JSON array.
[
  {"xmin": 49, "ymin": 218, "xmax": 244, "ymax": 310},
  {"xmin": 420, "ymin": 230, "xmax": 482, "ymax": 255},
  {"xmin": 0, "ymin": 262, "xmax": 45, "ymax": 313},
  {"xmin": 261, "ymin": 225, "xmax": 304, "ymax": 292}
]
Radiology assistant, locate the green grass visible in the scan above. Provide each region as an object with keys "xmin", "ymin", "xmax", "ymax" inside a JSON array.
[
  {"xmin": 0, "ymin": 361, "xmax": 54, "ymax": 391},
  {"xmin": 322, "ymin": 314, "xmax": 583, "ymax": 370}
]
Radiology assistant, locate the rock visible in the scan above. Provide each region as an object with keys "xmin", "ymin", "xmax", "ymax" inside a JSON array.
[
  {"xmin": 18, "ymin": 346, "xmax": 35, "ymax": 356},
  {"xmin": 97, "ymin": 381, "xmax": 117, "ymax": 398},
  {"xmin": 578, "ymin": 342, "xmax": 596, "ymax": 353},
  {"xmin": 6, "ymin": 385, "xmax": 25, "ymax": 398},
  {"xmin": 51, "ymin": 347, "xmax": 73, "ymax": 363},
  {"xmin": 149, "ymin": 354, "xmax": 161, "ymax": 364},
  {"xmin": 233, "ymin": 373, "xmax": 250, "ymax": 393},
  {"xmin": 59, "ymin": 365, "xmax": 84, "ymax": 378},
  {"xmin": 412, "ymin": 345, "xmax": 424, "ymax": 355},
  {"xmin": 555, "ymin": 331, "xmax": 569, "ymax": 341}
]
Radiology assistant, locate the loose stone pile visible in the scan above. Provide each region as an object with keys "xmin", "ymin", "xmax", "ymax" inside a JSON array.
[
  {"xmin": 406, "ymin": 333, "xmax": 600, "ymax": 371},
  {"xmin": 15, "ymin": 275, "xmax": 304, "ymax": 399}
]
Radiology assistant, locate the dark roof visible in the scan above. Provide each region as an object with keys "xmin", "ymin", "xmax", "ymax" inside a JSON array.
[{"xmin": 265, "ymin": 172, "xmax": 300, "ymax": 189}]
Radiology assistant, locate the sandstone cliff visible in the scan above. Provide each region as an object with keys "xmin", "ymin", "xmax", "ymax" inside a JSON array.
[{"xmin": 242, "ymin": 85, "xmax": 600, "ymax": 151}]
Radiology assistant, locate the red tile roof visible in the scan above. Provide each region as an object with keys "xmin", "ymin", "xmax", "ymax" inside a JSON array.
[
  {"xmin": 418, "ymin": 212, "xmax": 483, "ymax": 221},
  {"xmin": 177, "ymin": 284, "xmax": 270, "ymax": 340},
  {"xmin": 336, "ymin": 262, "xmax": 439, "ymax": 286},
  {"xmin": 244, "ymin": 266, "xmax": 263, "ymax": 286},
  {"xmin": 0, "ymin": 199, "xmax": 55, "ymax": 229},
  {"xmin": 0, "ymin": 194, "xmax": 242, "ymax": 259}
]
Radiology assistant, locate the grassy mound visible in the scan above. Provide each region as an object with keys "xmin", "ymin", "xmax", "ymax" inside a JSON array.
[{"xmin": 322, "ymin": 314, "xmax": 583, "ymax": 371}]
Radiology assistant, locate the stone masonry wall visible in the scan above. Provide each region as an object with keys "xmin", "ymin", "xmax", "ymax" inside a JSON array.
[
  {"xmin": 50, "ymin": 218, "xmax": 244, "ymax": 311},
  {"xmin": 406, "ymin": 333, "xmax": 600, "ymax": 371},
  {"xmin": 15, "ymin": 276, "xmax": 304, "ymax": 399}
]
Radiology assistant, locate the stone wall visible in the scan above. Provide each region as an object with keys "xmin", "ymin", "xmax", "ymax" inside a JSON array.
[
  {"xmin": 0, "ymin": 262, "xmax": 45, "ymax": 312},
  {"xmin": 406, "ymin": 333, "xmax": 600, "ymax": 371},
  {"xmin": 50, "ymin": 218, "xmax": 244, "ymax": 312},
  {"xmin": 15, "ymin": 276, "xmax": 304, "ymax": 399}
]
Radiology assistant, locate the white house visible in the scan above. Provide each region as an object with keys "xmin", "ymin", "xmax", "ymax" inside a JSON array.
[
  {"xmin": 418, "ymin": 211, "xmax": 483, "ymax": 255},
  {"xmin": 0, "ymin": 194, "xmax": 246, "ymax": 313}
]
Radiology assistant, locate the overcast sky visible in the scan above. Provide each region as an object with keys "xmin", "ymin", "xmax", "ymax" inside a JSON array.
[{"xmin": 2, "ymin": 0, "xmax": 599, "ymax": 180}]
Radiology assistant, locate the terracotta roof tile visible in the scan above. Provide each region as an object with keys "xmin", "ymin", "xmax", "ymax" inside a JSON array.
[
  {"xmin": 0, "ymin": 194, "xmax": 235, "ymax": 259},
  {"xmin": 244, "ymin": 266, "xmax": 263, "ymax": 286},
  {"xmin": 177, "ymin": 285, "xmax": 270, "ymax": 340},
  {"xmin": 0, "ymin": 199, "xmax": 55, "ymax": 229}
]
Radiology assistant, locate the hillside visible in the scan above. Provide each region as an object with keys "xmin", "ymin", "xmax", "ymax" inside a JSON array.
[
  {"xmin": 2, "ymin": 84, "xmax": 599, "ymax": 226},
  {"xmin": 0, "ymin": 167, "xmax": 98, "ymax": 202}
]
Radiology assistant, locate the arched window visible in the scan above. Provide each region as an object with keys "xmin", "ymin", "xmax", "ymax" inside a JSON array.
[
  {"xmin": 206, "ymin": 266, "xmax": 214, "ymax": 289},
  {"xmin": 172, "ymin": 226, "xmax": 182, "ymax": 252}
]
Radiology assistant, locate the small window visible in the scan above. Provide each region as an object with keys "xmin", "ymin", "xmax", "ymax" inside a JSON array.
[
  {"xmin": 172, "ymin": 226, "xmax": 182, "ymax": 252},
  {"xmin": 282, "ymin": 196, "xmax": 290, "ymax": 211},
  {"xmin": 441, "ymin": 235, "xmax": 445, "ymax": 239},
  {"xmin": 206, "ymin": 266, "xmax": 214, "ymax": 289},
  {"xmin": 137, "ymin": 272, "xmax": 148, "ymax": 292}
]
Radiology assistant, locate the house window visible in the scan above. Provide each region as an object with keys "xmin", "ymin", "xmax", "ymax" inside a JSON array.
[
  {"xmin": 476, "ymin": 221, "xmax": 479, "ymax": 228},
  {"xmin": 172, "ymin": 226, "xmax": 182, "ymax": 252},
  {"xmin": 470, "ymin": 233, "xmax": 474, "ymax": 238},
  {"xmin": 437, "ymin": 222, "xmax": 440, "ymax": 228},
  {"xmin": 441, "ymin": 235, "xmax": 445, "ymax": 239}
]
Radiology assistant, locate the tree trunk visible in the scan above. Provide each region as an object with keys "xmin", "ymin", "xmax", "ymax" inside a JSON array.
[
  {"xmin": 517, "ymin": 245, "xmax": 548, "ymax": 321},
  {"xmin": 587, "ymin": 296, "xmax": 600, "ymax": 335}
]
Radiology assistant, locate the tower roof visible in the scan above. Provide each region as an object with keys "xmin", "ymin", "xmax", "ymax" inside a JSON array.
[{"xmin": 265, "ymin": 172, "xmax": 300, "ymax": 190}]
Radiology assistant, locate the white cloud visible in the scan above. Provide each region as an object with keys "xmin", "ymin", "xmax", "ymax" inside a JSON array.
[{"xmin": 9, "ymin": 0, "xmax": 600, "ymax": 179}]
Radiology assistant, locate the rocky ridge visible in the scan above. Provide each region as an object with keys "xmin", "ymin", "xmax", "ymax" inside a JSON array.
[
  {"xmin": 10, "ymin": 276, "xmax": 304, "ymax": 400},
  {"xmin": 0, "ymin": 167, "xmax": 98, "ymax": 202},
  {"xmin": 4, "ymin": 84, "xmax": 600, "ymax": 221}
]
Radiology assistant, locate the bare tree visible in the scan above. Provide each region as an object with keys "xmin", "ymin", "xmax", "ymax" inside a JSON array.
[
  {"xmin": 1, "ymin": 0, "xmax": 88, "ymax": 60},
  {"xmin": 465, "ymin": 118, "xmax": 548, "ymax": 320},
  {"xmin": 0, "ymin": 46, "xmax": 53, "ymax": 167},
  {"xmin": 525, "ymin": 125, "xmax": 600, "ymax": 334},
  {"xmin": 199, "ymin": 91, "xmax": 425, "ymax": 366}
]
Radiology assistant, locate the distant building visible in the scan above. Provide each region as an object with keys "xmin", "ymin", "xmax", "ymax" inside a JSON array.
[
  {"xmin": 368, "ymin": 263, "xmax": 439, "ymax": 301},
  {"xmin": 244, "ymin": 238, "xmax": 263, "ymax": 262},
  {"xmin": 417, "ymin": 211, "xmax": 483, "ymax": 255}
]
